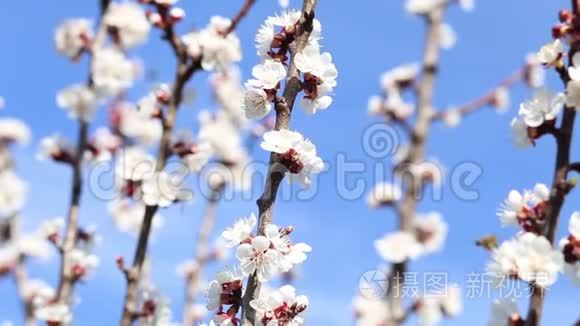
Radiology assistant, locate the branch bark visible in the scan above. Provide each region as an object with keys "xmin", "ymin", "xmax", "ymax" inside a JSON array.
[
  {"xmin": 120, "ymin": 57, "xmax": 199, "ymax": 326},
  {"xmin": 55, "ymin": 0, "xmax": 111, "ymax": 304},
  {"xmin": 120, "ymin": 2, "xmax": 255, "ymax": 324},
  {"xmin": 183, "ymin": 185, "xmax": 224, "ymax": 325},
  {"xmin": 240, "ymin": 1, "xmax": 317, "ymax": 325},
  {"xmin": 524, "ymin": 2, "xmax": 578, "ymax": 323},
  {"xmin": 388, "ymin": 8, "xmax": 444, "ymax": 321}
]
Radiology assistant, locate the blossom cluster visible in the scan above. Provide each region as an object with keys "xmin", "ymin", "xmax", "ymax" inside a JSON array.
[
  {"xmin": 201, "ymin": 213, "xmax": 311, "ymax": 325},
  {"xmin": 243, "ymin": 9, "xmax": 337, "ymax": 118}
]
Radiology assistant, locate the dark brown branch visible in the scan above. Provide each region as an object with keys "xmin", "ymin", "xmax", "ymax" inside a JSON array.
[
  {"xmin": 55, "ymin": 1, "xmax": 113, "ymax": 303},
  {"xmin": 224, "ymin": 0, "xmax": 257, "ymax": 36},
  {"xmin": 120, "ymin": 2, "xmax": 254, "ymax": 324},
  {"xmin": 388, "ymin": 8, "xmax": 445, "ymax": 322},
  {"xmin": 55, "ymin": 121, "xmax": 88, "ymax": 303},
  {"xmin": 120, "ymin": 58, "xmax": 198, "ymax": 326},
  {"xmin": 240, "ymin": 1, "xmax": 317, "ymax": 325},
  {"xmin": 524, "ymin": 2, "xmax": 579, "ymax": 323},
  {"xmin": 569, "ymin": 162, "xmax": 580, "ymax": 173}
]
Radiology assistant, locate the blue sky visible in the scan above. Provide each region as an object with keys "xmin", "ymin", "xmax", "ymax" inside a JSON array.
[{"xmin": 0, "ymin": 0, "xmax": 579, "ymax": 325}]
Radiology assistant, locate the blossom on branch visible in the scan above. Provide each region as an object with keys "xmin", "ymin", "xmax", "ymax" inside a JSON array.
[{"xmin": 260, "ymin": 130, "xmax": 324, "ymax": 187}]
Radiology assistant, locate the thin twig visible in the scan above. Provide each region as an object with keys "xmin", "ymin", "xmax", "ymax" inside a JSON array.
[
  {"xmin": 183, "ymin": 185, "xmax": 224, "ymax": 325},
  {"xmin": 224, "ymin": 0, "xmax": 257, "ymax": 36},
  {"xmin": 240, "ymin": 1, "xmax": 317, "ymax": 325},
  {"xmin": 432, "ymin": 67, "xmax": 525, "ymax": 122},
  {"xmin": 388, "ymin": 8, "xmax": 445, "ymax": 321},
  {"xmin": 55, "ymin": 0, "xmax": 111, "ymax": 304}
]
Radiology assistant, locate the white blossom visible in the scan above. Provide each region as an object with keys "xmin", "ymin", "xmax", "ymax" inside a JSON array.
[
  {"xmin": 16, "ymin": 233, "xmax": 52, "ymax": 260},
  {"xmin": 416, "ymin": 284, "xmax": 461, "ymax": 325},
  {"xmin": 353, "ymin": 295, "xmax": 390, "ymax": 326},
  {"xmin": 438, "ymin": 23, "xmax": 456, "ymax": 49},
  {"xmin": 380, "ymin": 63, "xmax": 419, "ymax": 92},
  {"xmin": 250, "ymin": 285, "xmax": 308, "ymax": 325},
  {"xmin": 496, "ymin": 183, "xmax": 549, "ymax": 227},
  {"xmin": 37, "ymin": 134, "xmax": 74, "ymax": 161},
  {"xmin": 413, "ymin": 211, "xmax": 448, "ymax": 254},
  {"xmin": 117, "ymin": 101, "xmax": 163, "ymax": 146},
  {"xmin": 35, "ymin": 304, "xmax": 73, "ymax": 325},
  {"xmin": 198, "ymin": 111, "xmax": 247, "ymax": 163},
  {"xmin": 442, "ymin": 108, "xmax": 462, "ymax": 127},
  {"xmin": 154, "ymin": 0, "xmax": 179, "ymax": 5},
  {"xmin": 85, "ymin": 127, "xmax": 122, "ymax": 162},
  {"xmin": 295, "ymin": 43, "xmax": 338, "ymax": 114},
  {"xmin": 141, "ymin": 171, "xmax": 192, "ymax": 207},
  {"xmin": 20, "ymin": 279, "xmax": 55, "ymax": 308},
  {"xmin": 559, "ymin": 212, "xmax": 580, "ymax": 285},
  {"xmin": 182, "ymin": 142, "xmax": 213, "ymax": 173},
  {"xmin": 38, "ymin": 217, "xmax": 65, "ymax": 239},
  {"xmin": 566, "ymin": 80, "xmax": 580, "ymax": 108},
  {"xmin": 459, "ymin": 0, "xmax": 475, "ymax": 12},
  {"xmin": 56, "ymin": 84, "xmax": 98, "ymax": 122},
  {"xmin": 236, "ymin": 235, "xmax": 281, "ymax": 281},
  {"xmin": 518, "ymin": 88, "xmax": 565, "ymax": 127},
  {"xmin": 108, "ymin": 199, "xmax": 165, "ymax": 235},
  {"xmin": 67, "ymin": 248, "xmax": 99, "ymax": 279},
  {"xmin": 406, "ymin": 0, "xmax": 438, "ymax": 15},
  {"xmin": 492, "ymin": 87, "xmax": 510, "ymax": 112},
  {"xmin": 0, "ymin": 118, "xmax": 30, "ymax": 145},
  {"xmin": 221, "ymin": 213, "xmax": 257, "ymax": 247},
  {"xmin": 115, "ymin": 146, "xmax": 156, "ymax": 182},
  {"xmin": 104, "ymin": 2, "xmax": 150, "ymax": 48},
  {"xmin": 255, "ymin": 10, "xmax": 322, "ymax": 59},
  {"xmin": 367, "ymin": 182, "xmax": 401, "ymax": 208},
  {"xmin": 487, "ymin": 233, "xmax": 563, "ymax": 288},
  {"xmin": 487, "ymin": 299, "xmax": 522, "ymax": 326},
  {"xmin": 247, "ymin": 59, "xmax": 287, "ymax": 90},
  {"xmin": 54, "ymin": 18, "xmax": 93, "ymax": 58},
  {"xmin": 92, "ymin": 48, "xmax": 136, "ymax": 96},
  {"xmin": 0, "ymin": 171, "xmax": 27, "ymax": 216},
  {"xmin": 510, "ymin": 117, "xmax": 532, "ymax": 149},
  {"xmin": 537, "ymin": 39, "xmax": 564, "ymax": 66},
  {"xmin": 210, "ymin": 67, "xmax": 247, "ymax": 128},
  {"xmin": 260, "ymin": 130, "xmax": 324, "ymax": 187},
  {"xmin": 526, "ymin": 53, "xmax": 545, "ymax": 88},
  {"xmin": 375, "ymin": 231, "xmax": 422, "ymax": 263},
  {"xmin": 242, "ymin": 87, "xmax": 272, "ymax": 119},
  {"xmin": 182, "ymin": 16, "xmax": 241, "ymax": 71}
]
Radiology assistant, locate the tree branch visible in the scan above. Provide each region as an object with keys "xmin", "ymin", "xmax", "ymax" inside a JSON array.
[
  {"xmin": 55, "ymin": 0, "xmax": 112, "ymax": 304},
  {"xmin": 524, "ymin": 1, "xmax": 579, "ymax": 323},
  {"xmin": 240, "ymin": 1, "xmax": 317, "ymax": 325},
  {"xmin": 120, "ymin": 2, "xmax": 255, "ymax": 323},
  {"xmin": 224, "ymin": 0, "xmax": 257, "ymax": 36},
  {"xmin": 432, "ymin": 67, "xmax": 525, "ymax": 122},
  {"xmin": 183, "ymin": 185, "xmax": 224, "ymax": 325},
  {"xmin": 388, "ymin": 8, "xmax": 445, "ymax": 322}
]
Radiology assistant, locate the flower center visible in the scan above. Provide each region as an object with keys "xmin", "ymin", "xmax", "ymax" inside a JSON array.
[{"xmin": 279, "ymin": 148, "xmax": 304, "ymax": 174}]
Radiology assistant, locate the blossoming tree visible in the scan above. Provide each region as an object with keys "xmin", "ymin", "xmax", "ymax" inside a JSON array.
[{"xmin": 0, "ymin": 0, "xmax": 579, "ymax": 325}]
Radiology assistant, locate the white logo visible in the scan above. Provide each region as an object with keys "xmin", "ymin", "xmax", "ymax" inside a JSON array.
[{"xmin": 359, "ymin": 269, "xmax": 389, "ymax": 299}]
